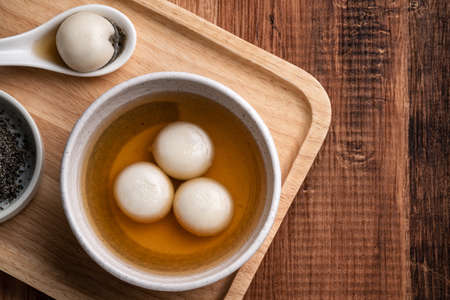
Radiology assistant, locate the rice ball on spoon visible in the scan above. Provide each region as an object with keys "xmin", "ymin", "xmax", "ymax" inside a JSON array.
[{"xmin": 56, "ymin": 12, "xmax": 121, "ymax": 72}]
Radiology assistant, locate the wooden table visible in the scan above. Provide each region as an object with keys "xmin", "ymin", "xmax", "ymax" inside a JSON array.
[{"xmin": 0, "ymin": 0, "xmax": 448, "ymax": 299}]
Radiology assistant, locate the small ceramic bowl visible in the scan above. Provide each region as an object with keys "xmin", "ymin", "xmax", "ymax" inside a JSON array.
[
  {"xmin": 61, "ymin": 72, "xmax": 281, "ymax": 291},
  {"xmin": 0, "ymin": 90, "xmax": 43, "ymax": 223}
]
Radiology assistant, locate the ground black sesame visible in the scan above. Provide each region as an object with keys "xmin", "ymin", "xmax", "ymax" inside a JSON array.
[{"xmin": 0, "ymin": 118, "xmax": 26, "ymax": 208}]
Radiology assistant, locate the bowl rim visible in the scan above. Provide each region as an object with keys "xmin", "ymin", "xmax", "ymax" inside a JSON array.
[
  {"xmin": 60, "ymin": 72, "xmax": 281, "ymax": 291},
  {"xmin": 0, "ymin": 90, "xmax": 44, "ymax": 223}
]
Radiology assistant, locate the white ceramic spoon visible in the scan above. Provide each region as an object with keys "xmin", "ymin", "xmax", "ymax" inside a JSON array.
[{"xmin": 0, "ymin": 4, "xmax": 136, "ymax": 77}]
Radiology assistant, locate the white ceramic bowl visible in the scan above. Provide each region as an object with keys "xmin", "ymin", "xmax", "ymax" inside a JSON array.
[
  {"xmin": 0, "ymin": 90, "xmax": 44, "ymax": 223},
  {"xmin": 61, "ymin": 72, "xmax": 281, "ymax": 291}
]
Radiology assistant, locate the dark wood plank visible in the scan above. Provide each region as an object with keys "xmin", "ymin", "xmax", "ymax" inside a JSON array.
[
  {"xmin": 408, "ymin": 1, "xmax": 449, "ymax": 299},
  {"xmin": 0, "ymin": 271, "xmax": 51, "ymax": 300},
  {"xmin": 211, "ymin": 1, "xmax": 410, "ymax": 298}
]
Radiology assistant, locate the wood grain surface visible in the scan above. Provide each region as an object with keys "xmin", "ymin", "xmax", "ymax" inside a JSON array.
[{"xmin": 1, "ymin": 0, "xmax": 448, "ymax": 299}]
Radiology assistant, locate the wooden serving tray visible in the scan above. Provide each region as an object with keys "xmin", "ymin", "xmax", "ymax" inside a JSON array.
[{"xmin": 0, "ymin": 0, "xmax": 331, "ymax": 299}]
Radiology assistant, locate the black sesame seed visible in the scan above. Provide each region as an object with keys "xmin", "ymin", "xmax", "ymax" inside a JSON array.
[{"xmin": 0, "ymin": 117, "xmax": 29, "ymax": 207}]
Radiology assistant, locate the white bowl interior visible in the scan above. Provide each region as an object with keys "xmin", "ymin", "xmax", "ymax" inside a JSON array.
[{"xmin": 61, "ymin": 72, "xmax": 280, "ymax": 291}]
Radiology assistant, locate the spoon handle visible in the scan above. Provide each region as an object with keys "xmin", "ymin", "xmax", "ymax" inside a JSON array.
[
  {"xmin": 0, "ymin": 50, "xmax": 33, "ymax": 66},
  {"xmin": 0, "ymin": 33, "xmax": 37, "ymax": 66}
]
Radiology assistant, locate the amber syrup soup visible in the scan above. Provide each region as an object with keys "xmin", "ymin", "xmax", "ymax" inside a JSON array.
[{"xmin": 83, "ymin": 92, "xmax": 266, "ymax": 273}]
